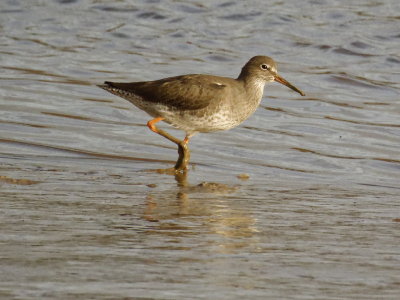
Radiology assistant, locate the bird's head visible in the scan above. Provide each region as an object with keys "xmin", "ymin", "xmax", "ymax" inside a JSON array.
[{"xmin": 239, "ymin": 56, "xmax": 305, "ymax": 96}]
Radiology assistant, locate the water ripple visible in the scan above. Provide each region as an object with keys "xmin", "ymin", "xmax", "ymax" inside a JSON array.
[{"xmin": 1, "ymin": 1, "xmax": 399, "ymax": 298}]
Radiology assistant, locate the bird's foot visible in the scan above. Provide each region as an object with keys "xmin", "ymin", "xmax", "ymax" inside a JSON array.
[
  {"xmin": 174, "ymin": 142, "xmax": 190, "ymax": 171},
  {"xmin": 154, "ymin": 167, "xmax": 185, "ymax": 175}
]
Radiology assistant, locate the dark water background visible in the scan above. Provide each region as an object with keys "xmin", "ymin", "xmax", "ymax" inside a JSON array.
[{"xmin": 1, "ymin": 0, "xmax": 399, "ymax": 299}]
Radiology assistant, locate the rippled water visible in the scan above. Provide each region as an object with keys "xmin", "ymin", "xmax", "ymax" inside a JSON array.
[{"xmin": 1, "ymin": 0, "xmax": 399, "ymax": 299}]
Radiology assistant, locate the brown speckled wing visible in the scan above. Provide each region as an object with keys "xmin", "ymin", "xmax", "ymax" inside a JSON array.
[{"xmin": 100, "ymin": 74, "xmax": 228, "ymax": 110}]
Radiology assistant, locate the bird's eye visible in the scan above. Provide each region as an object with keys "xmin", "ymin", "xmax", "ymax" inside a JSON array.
[{"xmin": 261, "ymin": 64, "xmax": 271, "ymax": 70}]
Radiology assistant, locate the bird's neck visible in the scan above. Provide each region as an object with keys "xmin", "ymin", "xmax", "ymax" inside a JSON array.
[
  {"xmin": 237, "ymin": 73, "xmax": 265, "ymax": 104},
  {"xmin": 232, "ymin": 74, "xmax": 266, "ymax": 123}
]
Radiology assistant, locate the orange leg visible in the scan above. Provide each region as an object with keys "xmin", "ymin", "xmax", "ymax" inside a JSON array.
[
  {"xmin": 147, "ymin": 117, "xmax": 164, "ymax": 133},
  {"xmin": 183, "ymin": 135, "xmax": 190, "ymax": 144},
  {"xmin": 146, "ymin": 117, "xmax": 191, "ymax": 171},
  {"xmin": 147, "ymin": 117, "xmax": 181, "ymax": 145}
]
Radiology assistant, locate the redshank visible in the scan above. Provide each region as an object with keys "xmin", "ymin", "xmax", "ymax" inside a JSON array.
[{"xmin": 98, "ymin": 56, "xmax": 305, "ymax": 171}]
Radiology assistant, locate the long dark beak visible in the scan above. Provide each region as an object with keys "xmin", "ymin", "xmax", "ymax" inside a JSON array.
[{"xmin": 274, "ymin": 74, "xmax": 305, "ymax": 96}]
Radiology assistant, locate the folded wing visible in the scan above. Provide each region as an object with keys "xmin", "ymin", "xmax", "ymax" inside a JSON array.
[{"xmin": 100, "ymin": 74, "xmax": 229, "ymax": 110}]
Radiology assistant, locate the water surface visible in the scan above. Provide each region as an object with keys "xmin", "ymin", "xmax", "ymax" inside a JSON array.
[{"xmin": 1, "ymin": 0, "xmax": 399, "ymax": 299}]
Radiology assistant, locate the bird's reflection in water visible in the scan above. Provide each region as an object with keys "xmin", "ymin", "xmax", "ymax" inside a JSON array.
[{"xmin": 143, "ymin": 169, "xmax": 260, "ymax": 253}]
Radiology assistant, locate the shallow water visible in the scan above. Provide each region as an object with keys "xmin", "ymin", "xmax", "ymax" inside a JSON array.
[{"xmin": 1, "ymin": 0, "xmax": 400, "ymax": 299}]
